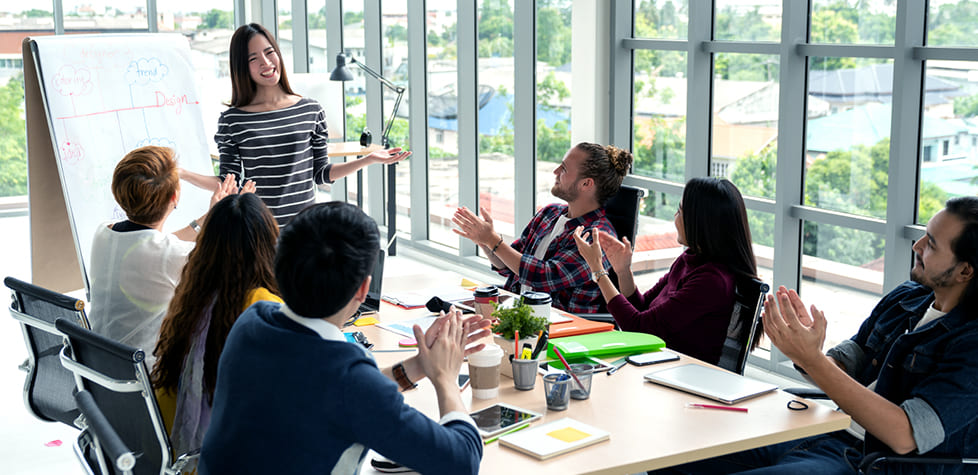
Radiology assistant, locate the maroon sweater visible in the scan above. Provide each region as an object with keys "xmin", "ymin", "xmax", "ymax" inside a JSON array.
[{"xmin": 607, "ymin": 250, "xmax": 735, "ymax": 364}]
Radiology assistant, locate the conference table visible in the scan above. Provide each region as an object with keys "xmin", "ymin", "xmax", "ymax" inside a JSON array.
[{"xmin": 355, "ymin": 271, "xmax": 851, "ymax": 474}]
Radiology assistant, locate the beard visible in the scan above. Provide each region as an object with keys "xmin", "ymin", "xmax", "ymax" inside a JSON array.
[
  {"xmin": 911, "ymin": 258, "xmax": 958, "ymax": 289},
  {"xmin": 551, "ymin": 181, "xmax": 578, "ymax": 202}
]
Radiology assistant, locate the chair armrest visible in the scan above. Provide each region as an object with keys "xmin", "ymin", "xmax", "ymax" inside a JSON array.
[
  {"xmin": 170, "ymin": 449, "xmax": 201, "ymax": 474},
  {"xmin": 75, "ymin": 391, "xmax": 136, "ymax": 473},
  {"xmin": 782, "ymin": 387, "xmax": 829, "ymax": 399},
  {"xmin": 859, "ymin": 451, "xmax": 971, "ymax": 472}
]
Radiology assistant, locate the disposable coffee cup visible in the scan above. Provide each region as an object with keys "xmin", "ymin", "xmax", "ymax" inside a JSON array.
[
  {"xmin": 468, "ymin": 344, "xmax": 504, "ymax": 399},
  {"xmin": 473, "ymin": 286, "xmax": 499, "ymax": 319},
  {"xmin": 522, "ymin": 291, "xmax": 552, "ymax": 321}
]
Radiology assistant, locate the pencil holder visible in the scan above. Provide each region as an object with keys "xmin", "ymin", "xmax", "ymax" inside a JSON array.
[
  {"xmin": 511, "ymin": 358, "xmax": 539, "ymax": 391},
  {"xmin": 568, "ymin": 363, "xmax": 595, "ymax": 400},
  {"xmin": 543, "ymin": 373, "xmax": 571, "ymax": 411}
]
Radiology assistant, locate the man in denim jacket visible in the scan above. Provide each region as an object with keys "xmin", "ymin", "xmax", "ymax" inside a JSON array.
[{"xmin": 659, "ymin": 197, "xmax": 978, "ymax": 474}]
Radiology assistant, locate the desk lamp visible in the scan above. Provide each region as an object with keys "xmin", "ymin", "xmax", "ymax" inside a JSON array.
[{"xmin": 329, "ymin": 53, "xmax": 406, "ymax": 148}]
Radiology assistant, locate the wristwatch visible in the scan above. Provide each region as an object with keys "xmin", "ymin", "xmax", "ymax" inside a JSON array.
[
  {"xmin": 592, "ymin": 269, "xmax": 610, "ymax": 283},
  {"xmin": 392, "ymin": 362, "xmax": 417, "ymax": 391}
]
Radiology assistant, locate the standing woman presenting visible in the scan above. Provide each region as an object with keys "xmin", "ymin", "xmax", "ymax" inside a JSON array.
[{"xmin": 181, "ymin": 23, "xmax": 410, "ymax": 226}]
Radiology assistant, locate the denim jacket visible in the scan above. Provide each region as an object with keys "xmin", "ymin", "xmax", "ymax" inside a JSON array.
[{"xmin": 827, "ymin": 281, "xmax": 978, "ymax": 467}]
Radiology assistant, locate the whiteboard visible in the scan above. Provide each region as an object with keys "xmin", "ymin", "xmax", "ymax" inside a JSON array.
[{"xmin": 31, "ymin": 34, "xmax": 214, "ymax": 292}]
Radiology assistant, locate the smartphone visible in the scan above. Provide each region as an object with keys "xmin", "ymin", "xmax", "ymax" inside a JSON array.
[
  {"xmin": 458, "ymin": 374, "xmax": 470, "ymax": 391},
  {"xmin": 627, "ymin": 350, "xmax": 680, "ymax": 366}
]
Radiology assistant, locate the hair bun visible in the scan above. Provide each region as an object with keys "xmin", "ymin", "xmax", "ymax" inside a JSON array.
[{"xmin": 604, "ymin": 145, "xmax": 633, "ymax": 176}]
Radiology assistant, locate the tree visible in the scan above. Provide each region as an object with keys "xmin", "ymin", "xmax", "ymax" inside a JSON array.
[
  {"xmin": 536, "ymin": 6, "xmax": 571, "ymax": 67},
  {"xmin": 954, "ymin": 93, "xmax": 978, "ymax": 118},
  {"xmin": 23, "ymin": 9, "xmax": 50, "ymax": 18},
  {"xmin": 386, "ymin": 24, "xmax": 408, "ymax": 44},
  {"xmin": 344, "ymin": 11, "xmax": 364, "ymax": 26},
  {"xmin": 0, "ymin": 73, "xmax": 27, "ymax": 197},
  {"xmin": 200, "ymin": 9, "xmax": 232, "ymax": 30},
  {"xmin": 479, "ymin": 0, "xmax": 513, "ymax": 41}
]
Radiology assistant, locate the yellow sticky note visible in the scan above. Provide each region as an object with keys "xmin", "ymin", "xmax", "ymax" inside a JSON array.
[
  {"xmin": 354, "ymin": 316, "xmax": 378, "ymax": 326},
  {"xmin": 460, "ymin": 278, "xmax": 481, "ymax": 288},
  {"xmin": 546, "ymin": 427, "xmax": 591, "ymax": 443}
]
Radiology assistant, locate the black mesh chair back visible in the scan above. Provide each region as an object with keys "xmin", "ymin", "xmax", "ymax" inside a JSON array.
[
  {"xmin": 603, "ymin": 184, "xmax": 644, "ymax": 245},
  {"xmin": 717, "ymin": 278, "xmax": 769, "ymax": 375},
  {"xmin": 55, "ymin": 318, "xmax": 173, "ymax": 475},
  {"xmin": 5, "ymin": 276, "xmax": 91, "ymax": 428}
]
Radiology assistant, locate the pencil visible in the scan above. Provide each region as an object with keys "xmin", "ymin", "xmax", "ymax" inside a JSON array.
[
  {"xmin": 686, "ymin": 402, "xmax": 749, "ymax": 413},
  {"xmin": 483, "ymin": 422, "xmax": 532, "ymax": 444}
]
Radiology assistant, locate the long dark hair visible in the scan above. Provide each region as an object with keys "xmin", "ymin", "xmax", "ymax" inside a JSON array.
[
  {"xmin": 152, "ymin": 193, "xmax": 279, "ymax": 401},
  {"xmin": 227, "ymin": 23, "xmax": 296, "ymax": 108},
  {"xmin": 681, "ymin": 177, "xmax": 758, "ymax": 281}
]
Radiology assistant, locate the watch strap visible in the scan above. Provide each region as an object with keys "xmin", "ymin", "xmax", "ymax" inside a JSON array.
[{"xmin": 392, "ymin": 362, "xmax": 417, "ymax": 391}]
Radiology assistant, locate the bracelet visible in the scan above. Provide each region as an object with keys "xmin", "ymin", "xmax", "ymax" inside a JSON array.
[
  {"xmin": 490, "ymin": 237, "xmax": 504, "ymax": 254},
  {"xmin": 189, "ymin": 219, "xmax": 201, "ymax": 233},
  {"xmin": 392, "ymin": 362, "xmax": 417, "ymax": 391}
]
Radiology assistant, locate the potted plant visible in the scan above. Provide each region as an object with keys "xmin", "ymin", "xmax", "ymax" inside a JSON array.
[{"xmin": 491, "ymin": 299, "xmax": 549, "ymax": 377}]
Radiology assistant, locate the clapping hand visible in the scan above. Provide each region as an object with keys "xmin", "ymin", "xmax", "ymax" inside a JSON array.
[
  {"xmin": 597, "ymin": 230, "xmax": 633, "ymax": 274},
  {"xmin": 572, "ymin": 226, "xmax": 605, "ymax": 272},
  {"xmin": 762, "ymin": 286, "xmax": 827, "ymax": 369}
]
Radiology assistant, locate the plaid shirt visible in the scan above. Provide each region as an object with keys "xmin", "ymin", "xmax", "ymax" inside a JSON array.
[{"xmin": 495, "ymin": 204, "xmax": 615, "ymax": 314}]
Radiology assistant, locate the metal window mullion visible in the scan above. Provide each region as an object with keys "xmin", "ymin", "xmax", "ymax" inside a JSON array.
[
  {"xmin": 513, "ymin": 0, "xmax": 536, "ymax": 232},
  {"xmin": 684, "ymin": 1, "xmax": 711, "ymax": 179},
  {"xmin": 789, "ymin": 205, "xmax": 887, "ymax": 235},
  {"xmin": 291, "ymin": 0, "xmax": 309, "ymax": 73},
  {"xmin": 365, "ymin": 0, "xmax": 385, "ymax": 220},
  {"xmin": 609, "ymin": 0, "xmax": 633, "ymax": 151},
  {"xmin": 408, "ymin": 0, "xmax": 429, "ymax": 241},
  {"xmin": 767, "ymin": 0, "xmax": 810, "ymax": 370},
  {"xmin": 262, "ymin": 0, "xmax": 277, "ymax": 38},
  {"xmin": 622, "ymin": 38, "xmax": 686, "ymax": 51},
  {"xmin": 622, "ymin": 175, "xmax": 684, "ymax": 197},
  {"xmin": 54, "ymin": 0, "xmax": 64, "ymax": 35},
  {"xmin": 702, "ymin": 41, "xmax": 780, "ymax": 55},
  {"xmin": 914, "ymin": 47, "xmax": 978, "ymax": 61},
  {"xmin": 234, "ymin": 0, "xmax": 247, "ymax": 28},
  {"xmin": 796, "ymin": 43, "xmax": 895, "ymax": 59},
  {"xmin": 884, "ymin": 0, "xmax": 926, "ymax": 292},
  {"xmin": 327, "ymin": 0, "xmax": 347, "ymax": 203},
  {"xmin": 457, "ymin": 0, "xmax": 477, "ymax": 257},
  {"xmin": 146, "ymin": 0, "xmax": 158, "ymax": 33}
]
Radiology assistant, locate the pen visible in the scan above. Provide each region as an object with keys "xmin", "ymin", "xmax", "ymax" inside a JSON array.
[
  {"xmin": 686, "ymin": 403, "xmax": 749, "ymax": 413},
  {"xmin": 483, "ymin": 422, "xmax": 532, "ymax": 444},
  {"xmin": 606, "ymin": 357, "xmax": 628, "ymax": 376},
  {"xmin": 514, "ymin": 330, "xmax": 520, "ymax": 359},
  {"xmin": 552, "ymin": 347, "xmax": 585, "ymax": 390},
  {"xmin": 530, "ymin": 330, "xmax": 549, "ymax": 359}
]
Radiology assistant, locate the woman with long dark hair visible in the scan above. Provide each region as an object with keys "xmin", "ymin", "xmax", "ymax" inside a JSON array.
[
  {"xmin": 574, "ymin": 177, "xmax": 758, "ymax": 364},
  {"xmin": 180, "ymin": 22, "xmax": 410, "ymax": 226},
  {"xmin": 152, "ymin": 192, "xmax": 281, "ymax": 455}
]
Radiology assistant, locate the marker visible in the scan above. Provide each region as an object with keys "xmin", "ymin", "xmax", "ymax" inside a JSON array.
[
  {"xmin": 686, "ymin": 403, "xmax": 748, "ymax": 413},
  {"xmin": 606, "ymin": 357, "xmax": 628, "ymax": 376},
  {"xmin": 483, "ymin": 422, "xmax": 532, "ymax": 444},
  {"xmin": 520, "ymin": 343, "xmax": 533, "ymax": 360},
  {"xmin": 530, "ymin": 330, "xmax": 549, "ymax": 359}
]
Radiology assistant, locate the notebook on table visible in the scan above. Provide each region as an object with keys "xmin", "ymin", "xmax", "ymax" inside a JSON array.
[
  {"xmin": 547, "ymin": 331, "xmax": 665, "ymax": 360},
  {"xmin": 499, "ymin": 418, "xmax": 609, "ymax": 460},
  {"xmin": 548, "ymin": 314, "xmax": 615, "ymax": 338},
  {"xmin": 643, "ymin": 363, "xmax": 778, "ymax": 405}
]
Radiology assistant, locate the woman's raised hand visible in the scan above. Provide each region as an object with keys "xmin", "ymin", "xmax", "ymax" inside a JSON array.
[
  {"xmin": 598, "ymin": 231, "xmax": 633, "ymax": 274},
  {"xmin": 365, "ymin": 147, "xmax": 412, "ymax": 166}
]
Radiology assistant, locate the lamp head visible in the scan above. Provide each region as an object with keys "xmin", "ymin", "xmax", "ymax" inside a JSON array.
[{"xmin": 329, "ymin": 53, "xmax": 355, "ymax": 81}]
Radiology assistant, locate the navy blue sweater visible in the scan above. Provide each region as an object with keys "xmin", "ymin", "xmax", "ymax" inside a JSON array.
[{"xmin": 199, "ymin": 302, "xmax": 482, "ymax": 474}]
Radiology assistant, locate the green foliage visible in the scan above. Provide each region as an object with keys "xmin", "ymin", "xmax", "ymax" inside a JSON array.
[
  {"xmin": 344, "ymin": 11, "xmax": 364, "ymax": 26},
  {"xmin": 386, "ymin": 24, "xmax": 408, "ymax": 44},
  {"xmin": 714, "ymin": 6, "xmax": 777, "ymax": 42},
  {"xmin": 0, "ymin": 73, "xmax": 26, "ymax": 197},
  {"xmin": 200, "ymin": 9, "xmax": 232, "ymax": 30},
  {"xmin": 536, "ymin": 6, "xmax": 572, "ymax": 67},
  {"xmin": 924, "ymin": 1, "xmax": 978, "ymax": 47},
  {"xmin": 479, "ymin": 0, "xmax": 513, "ymax": 41},
  {"xmin": 954, "ymin": 93, "xmax": 978, "ymax": 118},
  {"xmin": 24, "ymin": 9, "xmax": 50, "ymax": 18},
  {"xmin": 491, "ymin": 299, "xmax": 548, "ymax": 340}
]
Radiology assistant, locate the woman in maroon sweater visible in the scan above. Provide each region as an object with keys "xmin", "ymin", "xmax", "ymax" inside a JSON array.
[{"xmin": 573, "ymin": 177, "xmax": 757, "ymax": 364}]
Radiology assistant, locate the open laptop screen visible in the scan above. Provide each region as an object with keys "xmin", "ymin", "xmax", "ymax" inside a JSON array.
[{"xmin": 359, "ymin": 248, "xmax": 386, "ymax": 314}]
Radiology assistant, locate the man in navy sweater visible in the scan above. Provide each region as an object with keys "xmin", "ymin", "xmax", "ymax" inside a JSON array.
[{"xmin": 199, "ymin": 202, "xmax": 490, "ymax": 474}]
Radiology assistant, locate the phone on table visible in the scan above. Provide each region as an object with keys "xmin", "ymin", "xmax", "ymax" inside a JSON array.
[
  {"xmin": 458, "ymin": 374, "xmax": 470, "ymax": 391},
  {"xmin": 627, "ymin": 350, "xmax": 680, "ymax": 366},
  {"xmin": 469, "ymin": 403, "xmax": 542, "ymax": 438}
]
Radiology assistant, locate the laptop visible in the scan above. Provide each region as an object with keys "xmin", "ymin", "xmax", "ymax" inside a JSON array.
[
  {"xmin": 643, "ymin": 363, "xmax": 778, "ymax": 405},
  {"xmin": 357, "ymin": 248, "xmax": 386, "ymax": 315}
]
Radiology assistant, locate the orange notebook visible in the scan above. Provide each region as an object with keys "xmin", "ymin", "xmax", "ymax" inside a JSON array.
[{"xmin": 548, "ymin": 314, "xmax": 614, "ymax": 338}]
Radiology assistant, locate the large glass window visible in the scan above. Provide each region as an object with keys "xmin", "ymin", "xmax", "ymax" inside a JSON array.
[
  {"xmin": 805, "ymin": 58, "xmax": 893, "ymax": 220},
  {"xmin": 714, "ymin": 0, "xmax": 781, "ymax": 42},
  {"xmin": 633, "ymin": 0, "xmax": 688, "ymax": 40},
  {"xmin": 477, "ymin": 0, "xmax": 516, "ymax": 243},
  {"xmin": 63, "ymin": 0, "xmax": 149, "ymax": 32},
  {"xmin": 535, "ymin": 0, "xmax": 572, "ymax": 207},
  {"xmin": 426, "ymin": 3, "xmax": 458, "ymax": 248},
  {"xmin": 382, "ymin": 1, "xmax": 411, "ymax": 236},
  {"xmin": 810, "ymin": 0, "xmax": 896, "ymax": 45},
  {"xmin": 918, "ymin": 63, "xmax": 970, "ymax": 225},
  {"xmin": 928, "ymin": 1, "xmax": 978, "ymax": 47}
]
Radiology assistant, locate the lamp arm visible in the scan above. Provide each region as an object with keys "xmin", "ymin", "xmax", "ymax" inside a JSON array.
[
  {"xmin": 350, "ymin": 58, "xmax": 405, "ymax": 94},
  {"xmin": 382, "ymin": 88, "xmax": 405, "ymax": 148}
]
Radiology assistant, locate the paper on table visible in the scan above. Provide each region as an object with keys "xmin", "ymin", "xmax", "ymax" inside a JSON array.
[
  {"xmin": 499, "ymin": 417, "xmax": 609, "ymax": 460},
  {"xmin": 382, "ymin": 286, "xmax": 474, "ymax": 308},
  {"xmin": 377, "ymin": 314, "xmax": 440, "ymax": 338}
]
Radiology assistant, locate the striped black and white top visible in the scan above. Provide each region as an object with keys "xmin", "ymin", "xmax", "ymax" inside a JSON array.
[{"xmin": 215, "ymin": 97, "xmax": 332, "ymax": 227}]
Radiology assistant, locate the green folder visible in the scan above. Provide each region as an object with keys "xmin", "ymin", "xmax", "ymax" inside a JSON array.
[{"xmin": 546, "ymin": 331, "xmax": 665, "ymax": 360}]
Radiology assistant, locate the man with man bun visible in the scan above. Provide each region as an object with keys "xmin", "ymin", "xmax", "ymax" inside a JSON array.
[{"xmin": 453, "ymin": 142, "xmax": 633, "ymax": 313}]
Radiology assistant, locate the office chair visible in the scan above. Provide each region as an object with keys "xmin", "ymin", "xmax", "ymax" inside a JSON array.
[
  {"xmin": 74, "ymin": 390, "xmax": 136, "ymax": 475},
  {"xmin": 715, "ymin": 278, "xmax": 769, "ymax": 375},
  {"xmin": 5, "ymin": 276, "xmax": 92, "ymax": 428},
  {"xmin": 55, "ymin": 318, "xmax": 197, "ymax": 475},
  {"xmin": 578, "ymin": 184, "xmax": 645, "ymax": 327}
]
